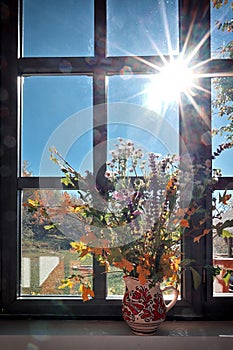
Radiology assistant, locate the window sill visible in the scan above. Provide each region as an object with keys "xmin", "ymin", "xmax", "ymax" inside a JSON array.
[{"xmin": 0, "ymin": 320, "xmax": 232, "ymax": 349}]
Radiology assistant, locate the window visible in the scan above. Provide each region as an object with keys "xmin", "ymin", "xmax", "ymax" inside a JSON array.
[{"xmin": 1, "ymin": 0, "xmax": 233, "ymax": 319}]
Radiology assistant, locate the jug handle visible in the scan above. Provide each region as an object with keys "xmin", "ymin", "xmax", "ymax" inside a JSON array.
[{"xmin": 161, "ymin": 286, "xmax": 179, "ymax": 312}]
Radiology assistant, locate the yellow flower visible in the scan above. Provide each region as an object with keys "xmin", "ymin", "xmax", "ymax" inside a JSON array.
[{"xmin": 70, "ymin": 204, "xmax": 88, "ymax": 213}]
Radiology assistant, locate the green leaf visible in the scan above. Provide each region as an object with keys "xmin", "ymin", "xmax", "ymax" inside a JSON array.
[
  {"xmin": 189, "ymin": 266, "xmax": 201, "ymax": 290},
  {"xmin": 180, "ymin": 258, "xmax": 195, "ymax": 267}
]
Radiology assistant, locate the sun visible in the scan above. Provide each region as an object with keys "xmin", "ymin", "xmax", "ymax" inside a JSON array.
[{"xmin": 145, "ymin": 59, "xmax": 194, "ymax": 109}]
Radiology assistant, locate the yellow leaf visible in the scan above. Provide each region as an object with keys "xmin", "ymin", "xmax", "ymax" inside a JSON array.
[
  {"xmin": 70, "ymin": 241, "xmax": 87, "ymax": 252},
  {"xmin": 58, "ymin": 280, "xmax": 74, "ymax": 289},
  {"xmin": 28, "ymin": 199, "xmax": 40, "ymax": 207}
]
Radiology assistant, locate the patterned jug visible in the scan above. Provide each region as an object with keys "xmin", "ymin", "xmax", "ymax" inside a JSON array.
[{"xmin": 122, "ymin": 276, "xmax": 178, "ymax": 335}]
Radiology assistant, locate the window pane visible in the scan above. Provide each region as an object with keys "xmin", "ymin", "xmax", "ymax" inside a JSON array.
[
  {"xmin": 107, "ymin": 0, "xmax": 179, "ymax": 56},
  {"xmin": 107, "ymin": 74, "xmax": 181, "ymax": 299},
  {"xmin": 107, "ymin": 74, "xmax": 179, "ymax": 155},
  {"xmin": 210, "ymin": 1, "xmax": 233, "ymax": 59},
  {"xmin": 213, "ymin": 190, "xmax": 233, "ymax": 297},
  {"xmin": 22, "ymin": 0, "xmax": 94, "ymax": 57},
  {"xmin": 107, "ymin": 266, "xmax": 124, "ymax": 298},
  {"xmin": 21, "ymin": 76, "xmax": 93, "ymax": 176},
  {"xmin": 212, "ymin": 77, "xmax": 233, "ymax": 176},
  {"xmin": 21, "ymin": 189, "xmax": 93, "ymax": 296}
]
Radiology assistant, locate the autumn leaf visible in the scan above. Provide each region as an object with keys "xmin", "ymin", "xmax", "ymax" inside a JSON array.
[
  {"xmin": 44, "ymin": 223, "xmax": 57, "ymax": 230},
  {"xmin": 171, "ymin": 257, "xmax": 181, "ymax": 272},
  {"xmin": 113, "ymin": 258, "xmax": 134, "ymax": 272},
  {"xmin": 91, "ymin": 247, "xmax": 111, "ymax": 256},
  {"xmin": 80, "ymin": 284, "xmax": 94, "ymax": 302},
  {"xmin": 223, "ymin": 270, "xmax": 232, "ymax": 286},
  {"xmin": 222, "ymin": 229, "xmax": 233, "ymax": 238},
  {"xmin": 24, "ymin": 199, "xmax": 41, "ymax": 208},
  {"xmin": 203, "ymin": 228, "xmax": 211, "ymax": 236},
  {"xmin": 223, "ymin": 194, "xmax": 232, "ymax": 205},
  {"xmin": 58, "ymin": 279, "xmax": 74, "ymax": 289},
  {"xmin": 193, "ymin": 236, "xmax": 201, "ymax": 243},
  {"xmin": 193, "ymin": 229, "xmax": 211, "ymax": 243},
  {"xmin": 219, "ymin": 190, "xmax": 232, "ymax": 205},
  {"xmin": 70, "ymin": 241, "xmax": 87, "ymax": 252},
  {"xmin": 79, "ymin": 248, "xmax": 91, "ymax": 258},
  {"xmin": 179, "ymin": 219, "xmax": 190, "ymax": 228},
  {"xmin": 61, "ymin": 173, "xmax": 75, "ymax": 187},
  {"xmin": 136, "ymin": 265, "xmax": 150, "ymax": 284}
]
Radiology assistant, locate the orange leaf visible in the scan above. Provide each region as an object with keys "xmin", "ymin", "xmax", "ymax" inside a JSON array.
[
  {"xmin": 193, "ymin": 229, "xmax": 211, "ymax": 243},
  {"xmin": 202, "ymin": 228, "xmax": 211, "ymax": 237},
  {"xmin": 79, "ymin": 248, "xmax": 91, "ymax": 257},
  {"xmin": 81, "ymin": 285, "xmax": 94, "ymax": 302},
  {"xmin": 223, "ymin": 194, "xmax": 231, "ymax": 205},
  {"xmin": 136, "ymin": 266, "xmax": 150, "ymax": 284},
  {"xmin": 113, "ymin": 258, "xmax": 134, "ymax": 272},
  {"xmin": 193, "ymin": 235, "xmax": 201, "ymax": 243},
  {"xmin": 180, "ymin": 219, "xmax": 190, "ymax": 228}
]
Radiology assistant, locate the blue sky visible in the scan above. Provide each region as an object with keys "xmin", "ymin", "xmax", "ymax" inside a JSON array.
[
  {"xmin": 211, "ymin": 2, "xmax": 233, "ymax": 58},
  {"xmin": 22, "ymin": 0, "xmax": 179, "ymax": 176},
  {"xmin": 23, "ymin": 0, "xmax": 94, "ymax": 57},
  {"xmin": 107, "ymin": 0, "xmax": 178, "ymax": 56},
  {"xmin": 21, "ymin": 0, "xmax": 233, "ymax": 176}
]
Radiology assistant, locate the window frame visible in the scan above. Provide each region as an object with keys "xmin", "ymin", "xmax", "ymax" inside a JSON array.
[{"xmin": 1, "ymin": 0, "xmax": 233, "ymax": 319}]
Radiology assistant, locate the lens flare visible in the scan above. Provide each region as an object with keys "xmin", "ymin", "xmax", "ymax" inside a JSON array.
[{"xmin": 145, "ymin": 59, "xmax": 194, "ymax": 108}]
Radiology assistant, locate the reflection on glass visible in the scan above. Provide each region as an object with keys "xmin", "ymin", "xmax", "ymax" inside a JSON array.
[
  {"xmin": 21, "ymin": 76, "xmax": 93, "ymax": 176},
  {"xmin": 107, "ymin": 75, "xmax": 179, "ymax": 156},
  {"xmin": 212, "ymin": 77, "xmax": 233, "ymax": 176},
  {"xmin": 22, "ymin": 0, "xmax": 94, "ymax": 57},
  {"xmin": 213, "ymin": 190, "xmax": 233, "ymax": 296},
  {"xmin": 210, "ymin": 1, "xmax": 233, "ymax": 58},
  {"xmin": 21, "ymin": 189, "xmax": 93, "ymax": 296},
  {"xmin": 107, "ymin": 0, "xmax": 179, "ymax": 56}
]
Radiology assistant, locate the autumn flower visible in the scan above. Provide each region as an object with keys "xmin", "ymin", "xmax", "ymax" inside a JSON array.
[{"xmin": 24, "ymin": 138, "xmax": 233, "ymax": 301}]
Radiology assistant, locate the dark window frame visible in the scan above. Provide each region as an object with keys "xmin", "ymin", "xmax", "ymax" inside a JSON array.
[{"xmin": 1, "ymin": 0, "xmax": 233, "ymax": 319}]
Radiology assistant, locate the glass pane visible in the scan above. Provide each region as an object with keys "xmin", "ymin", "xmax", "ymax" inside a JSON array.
[
  {"xmin": 107, "ymin": 0, "xmax": 179, "ymax": 56},
  {"xmin": 107, "ymin": 74, "xmax": 179, "ymax": 156},
  {"xmin": 107, "ymin": 266, "xmax": 124, "ymax": 298},
  {"xmin": 212, "ymin": 77, "xmax": 233, "ymax": 176},
  {"xmin": 210, "ymin": 1, "xmax": 233, "ymax": 58},
  {"xmin": 107, "ymin": 74, "xmax": 182, "ymax": 299},
  {"xmin": 21, "ymin": 76, "xmax": 93, "ymax": 176},
  {"xmin": 213, "ymin": 190, "xmax": 233, "ymax": 297},
  {"xmin": 22, "ymin": 0, "xmax": 94, "ymax": 57},
  {"xmin": 21, "ymin": 189, "xmax": 93, "ymax": 296}
]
